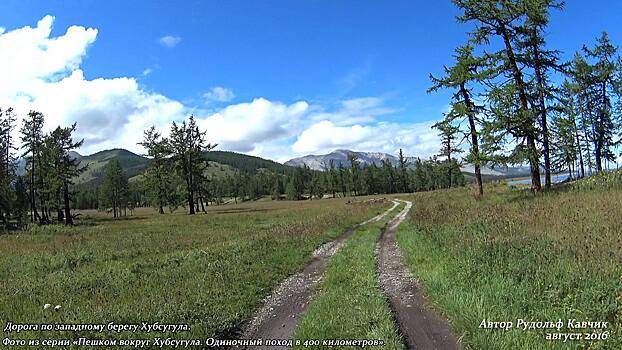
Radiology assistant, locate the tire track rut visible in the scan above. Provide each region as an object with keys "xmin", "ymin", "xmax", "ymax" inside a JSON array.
[
  {"xmin": 236, "ymin": 201, "xmax": 400, "ymax": 349},
  {"xmin": 377, "ymin": 199, "xmax": 460, "ymax": 350}
]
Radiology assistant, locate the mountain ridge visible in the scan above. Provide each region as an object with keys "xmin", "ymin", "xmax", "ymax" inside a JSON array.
[
  {"xmin": 17, "ymin": 147, "xmax": 533, "ymax": 185},
  {"xmin": 285, "ymin": 149, "xmax": 531, "ymax": 177}
]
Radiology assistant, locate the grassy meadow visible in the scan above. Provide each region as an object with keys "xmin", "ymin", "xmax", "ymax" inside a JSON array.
[
  {"xmin": 0, "ymin": 197, "xmax": 387, "ymax": 342},
  {"xmin": 397, "ymin": 175, "xmax": 622, "ymax": 349}
]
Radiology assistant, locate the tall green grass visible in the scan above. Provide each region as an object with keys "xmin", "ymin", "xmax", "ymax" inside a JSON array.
[
  {"xmin": 0, "ymin": 199, "xmax": 385, "ymax": 342},
  {"xmin": 570, "ymin": 168, "xmax": 622, "ymax": 191},
  {"xmin": 397, "ymin": 185, "xmax": 621, "ymax": 349}
]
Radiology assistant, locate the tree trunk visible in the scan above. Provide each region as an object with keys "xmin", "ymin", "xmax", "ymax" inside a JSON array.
[
  {"xmin": 573, "ymin": 117, "xmax": 585, "ymax": 178},
  {"xmin": 41, "ymin": 206, "xmax": 49, "ymax": 225},
  {"xmin": 64, "ymin": 182, "xmax": 73, "ymax": 225},
  {"xmin": 595, "ymin": 133, "xmax": 603, "ymax": 173},
  {"xmin": 533, "ymin": 41, "xmax": 552, "ymax": 189},
  {"xmin": 186, "ymin": 178, "xmax": 195, "ymax": 215},
  {"xmin": 30, "ymin": 160, "xmax": 40, "ymax": 223},
  {"xmin": 595, "ymin": 81, "xmax": 608, "ymax": 173},
  {"xmin": 460, "ymin": 83, "xmax": 484, "ymax": 197},
  {"xmin": 187, "ymin": 151, "xmax": 195, "ymax": 215},
  {"xmin": 581, "ymin": 115, "xmax": 593, "ymax": 174},
  {"xmin": 446, "ymin": 141, "xmax": 452, "ymax": 189},
  {"xmin": 526, "ymin": 134, "xmax": 542, "ymax": 191},
  {"xmin": 199, "ymin": 196, "xmax": 206, "ymax": 213}
]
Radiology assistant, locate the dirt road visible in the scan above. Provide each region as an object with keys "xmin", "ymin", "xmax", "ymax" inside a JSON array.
[
  {"xmin": 236, "ymin": 201, "xmax": 400, "ymax": 349},
  {"xmin": 377, "ymin": 199, "xmax": 460, "ymax": 350}
]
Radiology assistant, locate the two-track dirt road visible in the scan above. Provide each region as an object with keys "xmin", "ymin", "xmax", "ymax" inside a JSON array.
[
  {"xmin": 377, "ymin": 199, "xmax": 460, "ymax": 350},
  {"xmin": 237, "ymin": 201, "xmax": 400, "ymax": 349},
  {"xmin": 237, "ymin": 198, "xmax": 460, "ymax": 350}
]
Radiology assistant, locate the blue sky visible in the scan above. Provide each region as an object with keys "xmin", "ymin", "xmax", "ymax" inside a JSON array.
[{"xmin": 0, "ymin": 0, "xmax": 620, "ymax": 162}]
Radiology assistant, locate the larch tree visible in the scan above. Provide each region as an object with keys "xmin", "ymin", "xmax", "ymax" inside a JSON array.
[
  {"xmin": 337, "ymin": 163, "xmax": 347, "ymax": 197},
  {"xmin": 433, "ymin": 120, "xmax": 463, "ymax": 188},
  {"xmin": 550, "ymin": 109, "xmax": 577, "ymax": 179},
  {"xmin": 582, "ymin": 32, "xmax": 621, "ymax": 172},
  {"xmin": 571, "ymin": 52, "xmax": 598, "ymax": 173},
  {"xmin": 398, "ymin": 149, "xmax": 410, "ymax": 193},
  {"xmin": 454, "ymin": 0, "xmax": 549, "ymax": 191},
  {"xmin": 516, "ymin": 0, "xmax": 564, "ymax": 188},
  {"xmin": 554, "ymin": 80, "xmax": 586, "ymax": 178},
  {"xmin": 168, "ymin": 116, "xmax": 216, "ymax": 214},
  {"xmin": 0, "ymin": 108, "xmax": 17, "ymax": 227},
  {"xmin": 285, "ymin": 177, "xmax": 298, "ymax": 200},
  {"xmin": 139, "ymin": 126, "xmax": 172, "ymax": 214},
  {"xmin": 46, "ymin": 124, "xmax": 84, "ymax": 225},
  {"xmin": 100, "ymin": 159, "xmax": 128, "ymax": 219},
  {"xmin": 20, "ymin": 110, "xmax": 46, "ymax": 223},
  {"xmin": 347, "ymin": 154, "xmax": 360, "ymax": 196},
  {"xmin": 380, "ymin": 159, "xmax": 395, "ymax": 194},
  {"xmin": 327, "ymin": 160, "xmax": 338, "ymax": 198},
  {"xmin": 429, "ymin": 44, "xmax": 489, "ymax": 196}
]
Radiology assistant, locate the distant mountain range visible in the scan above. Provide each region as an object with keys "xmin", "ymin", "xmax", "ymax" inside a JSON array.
[
  {"xmin": 285, "ymin": 149, "xmax": 401, "ymax": 170},
  {"xmin": 17, "ymin": 148, "xmax": 297, "ymax": 185},
  {"xmin": 285, "ymin": 149, "xmax": 532, "ymax": 177},
  {"xmin": 16, "ymin": 148, "xmax": 533, "ymax": 185}
]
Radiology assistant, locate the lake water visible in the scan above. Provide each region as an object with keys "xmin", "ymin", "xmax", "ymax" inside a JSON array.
[{"xmin": 507, "ymin": 174, "xmax": 570, "ymax": 186}]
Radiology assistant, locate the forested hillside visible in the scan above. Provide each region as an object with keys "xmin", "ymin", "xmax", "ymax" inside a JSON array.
[
  {"xmin": 205, "ymin": 151, "xmax": 294, "ymax": 175},
  {"xmin": 71, "ymin": 149, "xmax": 294, "ymax": 186},
  {"xmin": 75, "ymin": 149, "xmax": 149, "ymax": 184},
  {"xmin": 1, "ymin": 111, "xmax": 467, "ymax": 223}
]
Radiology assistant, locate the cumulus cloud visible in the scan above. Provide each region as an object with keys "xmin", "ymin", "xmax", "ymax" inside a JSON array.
[
  {"xmin": 0, "ymin": 15, "xmax": 97, "ymax": 98},
  {"xmin": 288, "ymin": 96, "xmax": 435, "ymax": 159},
  {"xmin": 199, "ymin": 98, "xmax": 308, "ymax": 153},
  {"xmin": 159, "ymin": 35, "xmax": 181, "ymax": 48},
  {"xmin": 0, "ymin": 16, "xmax": 185, "ymax": 154},
  {"xmin": 292, "ymin": 120, "xmax": 440, "ymax": 159},
  {"xmin": 0, "ymin": 16, "xmax": 311, "ymax": 157},
  {"xmin": 1, "ymin": 16, "xmax": 444, "ymax": 163},
  {"xmin": 203, "ymin": 86, "xmax": 235, "ymax": 103}
]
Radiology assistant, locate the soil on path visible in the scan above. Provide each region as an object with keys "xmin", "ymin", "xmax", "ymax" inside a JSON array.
[
  {"xmin": 377, "ymin": 199, "xmax": 460, "ymax": 350},
  {"xmin": 235, "ymin": 200, "xmax": 400, "ymax": 349}
]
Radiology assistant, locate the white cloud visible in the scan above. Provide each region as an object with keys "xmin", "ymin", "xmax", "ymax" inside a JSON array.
[
  {"xmin": 199, "ymin": 98, "xmax": 309, "ymax": 153},
  {"xmin": 0, "ymin": 16, "xmax": 185, "ymax": 154},
  {"xmin": 203, "ymin": 86, "xmax": 235, "ymax": 103},
  {"xmin": 0, "ymin": 15, "xmax": 97, "ymax": 98},
  {"xmin": 0, "ymin": 17, "xmax": 308, "ymax": 157},
  {"xmin": 142, "ymin": 68, "xmax": 152, "ymax": 76},
  {"xmin": 0, "ymin": 16, "xmax": 444, "ymax": 163},
  {"xmin": 292, "ymin": 120, "xmax": 440, "ymax": 159},
  {"xmin": 159, "ymin": 35, "xmax": 181, "ymax": 48}
]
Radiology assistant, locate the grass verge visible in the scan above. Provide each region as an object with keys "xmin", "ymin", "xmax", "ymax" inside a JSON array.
[
  {"xmin": 397, "ymin": 184, "xmax": 621, "ymax": 350},
  {"xmin": 293, "ymin": 215, "xmax": 404, "ymax": 349}
]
